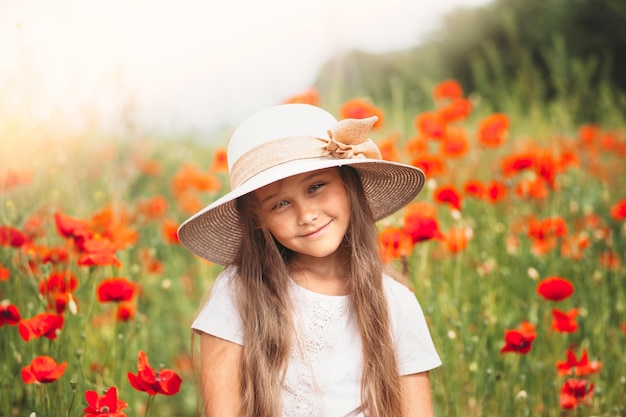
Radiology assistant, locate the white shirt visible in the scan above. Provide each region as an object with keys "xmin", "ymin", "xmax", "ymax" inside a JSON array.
[{"xmin": 192, "ymin": 266, "xmax": 441, "ymax": 417}]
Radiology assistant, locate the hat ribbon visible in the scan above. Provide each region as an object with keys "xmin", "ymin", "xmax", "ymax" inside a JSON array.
[{"xmin": 230, "ymin": 116, "xmax": 382, "ymax": 188}]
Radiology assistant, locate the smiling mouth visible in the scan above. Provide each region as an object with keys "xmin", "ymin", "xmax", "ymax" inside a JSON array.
[{"xmin": 302, "ymin": 221, "xmax": 331, "ymax": 237}]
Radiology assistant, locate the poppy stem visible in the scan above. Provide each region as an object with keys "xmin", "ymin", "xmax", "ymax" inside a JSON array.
[
  {"xmin": 67, "ymin": 379, "xmax": 77, "ymax": 417},
  {"xmin": 145, "ymin": 394, "xmax": 155, "ymax": 417}
]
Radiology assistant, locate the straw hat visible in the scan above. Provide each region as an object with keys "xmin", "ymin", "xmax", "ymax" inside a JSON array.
[{"xmin": 177, "ymin": 104, "xmax": 425, "ymax": 265}]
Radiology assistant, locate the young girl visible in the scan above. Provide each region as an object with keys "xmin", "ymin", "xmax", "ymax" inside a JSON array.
[{"xmin": 178, "ymin": 104, "xmax": 441, "ymax": 417}]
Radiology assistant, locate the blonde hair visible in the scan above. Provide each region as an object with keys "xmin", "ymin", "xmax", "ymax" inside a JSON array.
[{"xmin": 230, "ymin": 166, "xmax": 403, "ymax": 417}]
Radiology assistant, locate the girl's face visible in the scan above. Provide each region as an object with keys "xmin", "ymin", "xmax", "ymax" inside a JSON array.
[{"xmin": 254, "ymin": 167, "xmax": 351, "ymax": 262}]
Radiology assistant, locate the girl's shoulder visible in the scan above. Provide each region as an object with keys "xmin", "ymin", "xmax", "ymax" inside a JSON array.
[{"xmin": 382, "ymin": 273, "xmax": 415, "ymax": 299}]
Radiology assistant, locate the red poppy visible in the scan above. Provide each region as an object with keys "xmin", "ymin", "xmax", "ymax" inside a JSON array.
[
  {"xmin": 0, "ymin": 303, "xmax": 21, "ymax": 325},
  {"xmin": 411, "ymin": 154, "xmax": 446, "ymax": 177},
  {"xmin": 402, "ymin": 203, "xmax": 444, "ymax": 244},
  {"xmin": 578, "ymin": 124, "xmax": 601, "ymax": 146},
  {"xmin": 432, "ymin": 79, "xmax": 464, "ymax": 100},
  {"xmin": 515, "ymin": 177, "xmax": 549, "ymax": 200},
  {"xmin": 560, "ymin": 378, "xmax": 594, "ymax": 409},
  {"xmin": 136, "ymin": 195, "xmax": 169, "ymax": 220},
  {"xmin": 376, "ymin": 134, "xmax": 400, "ymax": 162},
  {"xmin": 97, "ymin": 278, "xmax": 136, "ymax": 302},
  {"xmin": 556, "ymin": 348, "xmax": 602, "ymax": 376},
  {"xmin": 440, "ymin": 126, "xmax": 469, "ymax": 158},
  {"xmin": 39, "ymin": 271, "xmax": 78, "ymax": 314},
  {"xmin": 477, "ymin": 113, "xmax": 509, "ymax": 147},
  {"xmin": 339, "ymin": 98, "xmax": 384, "ymax": 129},
  {"xmin": 210, "ymin": 148, "xmax": 229, "ymax": 173},
  {"xmin": 610, "ymin": 198, "xmax": 626, "ymax": 221},
  {"xmin": 137, "ymin": 159, "xmax": 162, "ymax": 177},
  {"xmin": 439, "ymin": 98, "xmax": 472, "ymax": 123},
  {"xmin": 84, "ymin": 386, "xmax": 128, "ymax": 417},
  {"xmin": 442, "ymin": 227, "xmax": 471, "ymax": 253},
  {"xmin": 42, "ymin": 246, "xmax": 70, "ymax": 264},
  {"xmin": 0, "ymin": 225, "xmax": 27, "ymax": 248},
  {"xmin": 161, "ymin": 219, "xmax": 181, "ymax": 245},
  {"xmin": 536, "ymin": 276, "xmax": 574, "ymax": 301},
  {"xmin": 484, "ymin": 180, "xmax": 507, "ymax": 203},
  {"xmin": 379, "ymin": 228, "xmax": 414, "ymax": 262},
  {"xmin": 281, "ymin": 88, "xmax": 320, "ymax": 106},
  {"xmin": 128, "ymin": 351, "xmax": 182, "ymax": 396},
  {"xmin": 116, "ymin": 301, "xmax": 137, "ymax": 322},
  {"xmin": 433, "ymin": 185, "xmax": 462, "ymax": 211},
  {"xmin": 21, "ymin": 355, "xmax": 67, "ymax": 384},
  {"xmin": 0, "ymin": 264, "xmax": 9, "ymax": 281},
  {"xmin": 599, "ymin": 250, "xmax": 621, "ymax": 270},
  {"xmin": 18, "ymin": 312, "xmax": 64, "ymax": 341},
  {"xmin": 551, "ymin": 308, "xmax": 579, "ymax": 333},
  {"xmin": 415, "ymin": 112, "xmax": 446, "ymax": 140},
  {"xmin": 501, "ymin": 152, "xmax": 535, "ymax": 177},
  {"xmin": 54, "ymin": 212, "xmax": 90, "ymax": 240},
  {"xmin": 463, "ymin": 180, "xmax": 485, "ymax": 199},
  {"xmin": 500, "ymin": 321, "xmax": 536, "ymax": 354}
]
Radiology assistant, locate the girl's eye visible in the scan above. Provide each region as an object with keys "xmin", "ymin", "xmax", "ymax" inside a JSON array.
[
  {"xmin": 310, "ymin": 182, "xmax": 325, "ymax": 193},
  {"xmin": 272, "ymin": 200, "xmax": 289, "ymax": 211}
]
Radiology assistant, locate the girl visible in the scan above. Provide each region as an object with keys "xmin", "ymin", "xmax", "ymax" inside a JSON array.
[{"xmin": 178, "ymin": 104, "xmax": 441, "ymax": 417}]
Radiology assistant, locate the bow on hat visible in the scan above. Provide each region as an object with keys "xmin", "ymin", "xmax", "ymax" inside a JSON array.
[{"xmin": 324, "ymin": 116, "xmax": 382, "ymax": 160}]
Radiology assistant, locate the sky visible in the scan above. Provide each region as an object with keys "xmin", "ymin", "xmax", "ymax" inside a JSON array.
[{"xmin": 0, "ymin": 0, "xmax": 491, "ymax": 136}]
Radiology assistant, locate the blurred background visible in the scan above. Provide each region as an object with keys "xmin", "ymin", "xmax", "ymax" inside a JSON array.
[{"xmin": 2, "ymin": 0, "xmax": 623, "ymax": 139}]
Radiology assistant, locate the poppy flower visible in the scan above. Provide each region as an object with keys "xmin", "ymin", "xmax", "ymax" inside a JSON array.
[
  {"xmin": 0, "ymin": 264, "xmax": 9, "ymax": 281},
  {"xmin": 484, "ymin": 180, "xmax": 507, "ymax": 203},
  {"xmin": 411, "ymin": 154, "xmax": 446, "ymax": 177},
  {"xmin": 403, "ymin": 204, "xmax": 444, "ymax": 244},
  {"xmin": 376, "ymin": 133, "xmax": 400, "ymax": 162},
  {"xmin": 442, "ymin": 227, "xmax": 472, "ymax": 253},
  {"xmin": 84, "ymin": 386, "xmax": 128, "ymax": 417},
  {"xmin": 501, "ymin": 152, "xmax": 535, "ymax": 177},
  {"xmin": 116, "ymin": 301, "xmax": 137, "ymax": 322},
  {"xmin": 0, "ymin": 303, "xmax": 21, "ymax": 326},
  {"xmin": 599, "ymin": 250, "xmax": 621, "ymax": 270},
  {"xmin": 500, "ymin": 321, "xmax": 536, "ymax": 354},
  {"xmin": 560, "ymin": 378, "xmax": 594, "ymax": 409},
  {"xmin": 578, "ymin": 124, "xmax": 601, "ymax": 146},
  {"xmin": 610, "ymin": 198, "xmax": 626, "ymax": 221},
  {"xmin": 281, "ymin": 88, "xmax": 320, "ymax": 106},
  {"xmin": 432, "ymin": 79, "xmax": 464, "ymax": 100},
  {"xmin": 97, "ymin": 278, "xmax": 136, "ymax": 302},
  {"xmin": 161, "ymin": 219, "xmax": 181, "ymax": 245},
  {"xmin": 405, "ymin": 135, "xmax": 428, "ymax": 156},
  {"xmin": 0, "ymin": 225, "xmax": 27, "ymax": 248},
  {"xmin": 339, "ymin": 98, "xmax": 385, "ymax": 129},
  {"xmin": 128, "ymin": 351, "xmax": 182, "ymax": 396},
  {"xmin": 515, "ymin": 177, "xmax": 549, "ymax": 200},
  {"xmin": 551, "ymin": 308, "xmax": 579, "ymax": 333},
  {"xmin": 54, "ymin": 212, "xmax": 90, "ymax": 240},
  {"xmin": 21, "ymin": 355, "xmax": 67, "ymax": 384},
  {"xmin": 137, "ymin": 159, "xmax": 162, "ymax": 177},
  {"xmin": 209, "ymin": 148, "xmax": 229, "ymax": 172},
  {"xmin": 439, "ymin": 98, "xmax": 472, "ymax": 123},
  {"xmin": 415, "ymin": 112, "xmax": 446, "ymax": 140},
  {"xmin": 39, "ymin": 271, "xmax": 78, "ymax": 314},
  {"xmin": 477, "ymin": 113, "xmax": 509, "ymax": 147},
  {"xmin": 18, "ymin": 313, "xmax": 64, "ymax": 341},
  {"xmin": 463, "ymin": 180, "xmax": 485, "ymax": 199},
  {"xmin": 433, "ymin": 185, "xmax": 462, "ymax": 211},
  {"xmin": 136, "ymin": 195, "xmax": 169, "ymax": 220},
  {"xmin": 536, "ymin": 276, "xmax": 574, "ymax": 301},
  {"xmin": 379, "ymin": 228, "xmax": 414, "ymax": 262},
  {"xmin": 440, "ymin": 126, "xmax": 469, "ymax": 158},
  {"xmin": 556, "ymin": 348, "xmax": 602, "ymax": 376}
]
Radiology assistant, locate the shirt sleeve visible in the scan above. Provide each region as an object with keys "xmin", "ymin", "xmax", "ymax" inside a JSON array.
[
  {"xmin": 191, "ymin": 267, "xmax": 245, "ymax": 345},
  {"xmin": 384, "ymin": 275, "xmax": 442, "ymax": 375}
]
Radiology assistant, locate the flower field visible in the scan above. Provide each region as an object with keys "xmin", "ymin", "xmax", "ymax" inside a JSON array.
[{"xmin": 1, "ymin": 79, "xmax": 625, "ymax": 416}]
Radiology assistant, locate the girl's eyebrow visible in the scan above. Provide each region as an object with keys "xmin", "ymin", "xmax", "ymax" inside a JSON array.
[{"xmin": 258, "ymin": 172, "xmax": 328, "ymax": 205}]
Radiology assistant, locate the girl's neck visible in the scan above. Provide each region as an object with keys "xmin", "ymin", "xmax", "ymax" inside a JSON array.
[{"xmin": 288, "ymin": 252, "xmax": 350, "ymax": 296}]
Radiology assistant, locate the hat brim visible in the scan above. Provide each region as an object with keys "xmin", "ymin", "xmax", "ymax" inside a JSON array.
[{"xmin": 177, "ymin": 157, "xmax": 425, "ymax": 265}]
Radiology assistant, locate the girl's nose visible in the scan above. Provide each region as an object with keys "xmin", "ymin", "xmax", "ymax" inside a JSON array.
[{"xmin": 296, "ymin": 204, "xmax": 318, "ymax": 226}]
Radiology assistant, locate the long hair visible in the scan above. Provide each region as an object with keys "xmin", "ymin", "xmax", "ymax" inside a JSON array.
[{"xmin": 232, "ymin": 166, "xmax": 403, "ymax": 417}]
